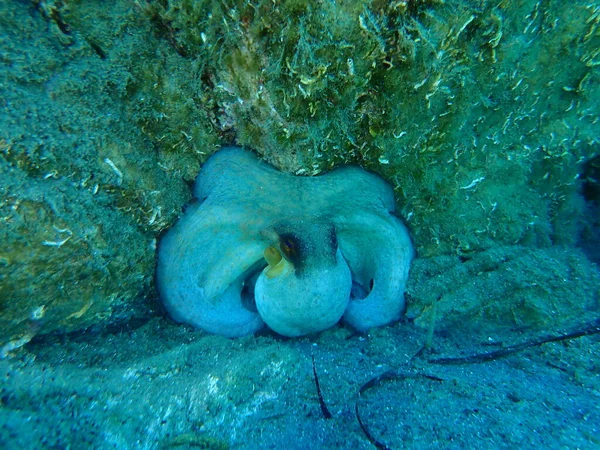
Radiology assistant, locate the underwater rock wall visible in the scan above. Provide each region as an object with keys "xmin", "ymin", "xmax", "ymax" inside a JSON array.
[
  {"xmin": 0, "ymin": 0, "xmax": 598, "ymax": 346},
  {"xmin": 146, "ymin": 0, "xmax": 599, "ymax": 256},
  {"xmin": 0, "ymin": 0, "xmax": 218, "ymax": 349}
]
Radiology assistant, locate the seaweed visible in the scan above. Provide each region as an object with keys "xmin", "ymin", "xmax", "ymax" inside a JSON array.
[
  {"xmin": 311, "ymin": 354, "xmax": 332, "ymax": 419},
  {"xmin": 428, "ymin": 318, "xmax": 600, "ymax": 365}
]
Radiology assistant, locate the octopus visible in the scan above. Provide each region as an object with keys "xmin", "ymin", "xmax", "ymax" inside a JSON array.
[{"xmin": 156, "ymin": 147, "xmax": 414, "ymax": 337}]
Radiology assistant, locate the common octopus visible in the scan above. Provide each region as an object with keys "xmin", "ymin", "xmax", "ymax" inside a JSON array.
[{"xmin": 157, "ymin": 147, "xmax": 414, "ymax": 337}]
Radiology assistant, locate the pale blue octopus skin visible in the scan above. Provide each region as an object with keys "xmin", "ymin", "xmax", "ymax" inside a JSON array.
[{"xmin": 156, "ymin": 147, "xmax": 414, "ymax": 337}]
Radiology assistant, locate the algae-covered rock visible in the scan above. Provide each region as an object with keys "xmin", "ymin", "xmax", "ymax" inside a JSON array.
[
  {"xmin": 0, "ymin": 0, "xmax": 217, "ymax": 351},
  {"xmin": 146, "ymin": 0, "xmax": 599, "ymax": 256},
  {"xmin": 406, "ymin": 246, "xmax": 600, "ymax": 336}
]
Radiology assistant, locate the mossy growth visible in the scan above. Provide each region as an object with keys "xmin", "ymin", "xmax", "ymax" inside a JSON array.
[
  {"xmin": 160, "ymin": 433, "xmax": 229, "ymax": 450},
  {"xmin": 145, "ymin": 0, "xmax": 599, "ymax": 256},
  {"xmin": 0, "ymin": 0, "xmax": 219, "ymax": 347}
]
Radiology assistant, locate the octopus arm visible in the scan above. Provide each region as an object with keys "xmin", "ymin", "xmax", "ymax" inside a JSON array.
[
  {"xmin": 156, "ymin": 202, "xmax": 267, "ymax": 337},
  {"xmin": 336, "ymin": 211, "xmax": 414, "ymax": 332}
]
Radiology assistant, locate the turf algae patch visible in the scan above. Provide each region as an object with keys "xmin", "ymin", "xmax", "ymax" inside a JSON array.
[
  {"xmin": 159, "ymin": 433, "xmax": 229, "ymax": 450},
  {"xmin": 145, "ymin": 0, "xmax": 599, "ymax": 257},
  {"xmin": 0, "ymin": 0, "xmax": 217, "ymax": 349}
]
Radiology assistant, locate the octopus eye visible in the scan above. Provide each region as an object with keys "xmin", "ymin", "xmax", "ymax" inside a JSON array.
[{"xmin": 279, "ymin": 235, "xmax": 297, "ymax": 259}]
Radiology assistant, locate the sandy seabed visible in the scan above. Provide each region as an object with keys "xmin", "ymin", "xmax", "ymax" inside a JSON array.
[{"xmin": 1, "ymin": 313, "xmax": 598, "ymax": 450}]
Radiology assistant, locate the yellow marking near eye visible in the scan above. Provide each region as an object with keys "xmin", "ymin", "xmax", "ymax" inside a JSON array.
[
  {"xmin": 264, "ymin": 246, "xmax": 282, "ymax": 266},
  {"xmin": 264, "ymin": 246, "xmax": 288, "ymax": 279}
]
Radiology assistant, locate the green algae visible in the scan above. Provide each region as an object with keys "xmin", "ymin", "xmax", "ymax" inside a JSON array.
[
  {"xmin": 160, "ymin": 433, "xmax": 229, "ymax": 449},
  {"xmin": 0, "ymin": 0, "xmax": 214, "ymax": 348},
  {"xmin": 143, "ymin": 0, "xmax": 599, "ymax": 257}
]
